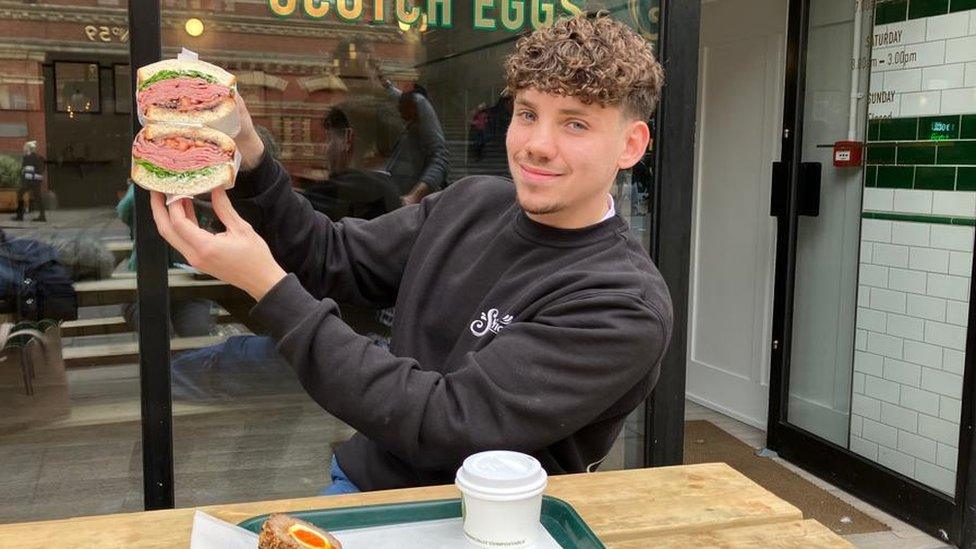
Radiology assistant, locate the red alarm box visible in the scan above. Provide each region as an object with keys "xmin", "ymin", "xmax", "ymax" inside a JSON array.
[{"xmin": 833, "ymin": 140, "xmax": 863, "ymax": 167}]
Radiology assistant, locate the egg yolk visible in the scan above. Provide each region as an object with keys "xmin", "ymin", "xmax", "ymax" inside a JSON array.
[{"xmin": 287, "ymin": 524, "xmax": 331, "ymax": 548}]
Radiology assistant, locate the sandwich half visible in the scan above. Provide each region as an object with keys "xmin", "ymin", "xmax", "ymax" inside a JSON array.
[
  {"xmin": 136, "ymin": 58, "xmax": 238, "ymax": 131},
  {"xmin": 131, "ymin": 124, "xmax": 236, "ymax": 196}
]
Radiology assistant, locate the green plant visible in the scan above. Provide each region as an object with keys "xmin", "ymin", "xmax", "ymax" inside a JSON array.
[{"xmin": 0, "ymin": 155, "xmax": 20, "ymax": 189}]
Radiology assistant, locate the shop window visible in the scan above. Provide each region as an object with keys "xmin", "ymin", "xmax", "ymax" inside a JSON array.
[{"xmin": 54, "ymin": 62, "xmax": 101, "ymax": 115}]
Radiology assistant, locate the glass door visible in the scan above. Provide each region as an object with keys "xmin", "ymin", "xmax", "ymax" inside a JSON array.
[{"xmin": 767, "ymin": 0, "xmax": 974, "ymax": 543}]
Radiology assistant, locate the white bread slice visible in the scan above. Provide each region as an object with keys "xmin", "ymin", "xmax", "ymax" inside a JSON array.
[
  {"xmin": 136, "ymin": 58, "xmax": 236, "ymax": 89},
  {"xmin": 137, "ymin": 59, "xmax": 239, "ymax": 134},
  {"xmin": 131, "ymin": 124, "xmax": 236, "ymax": 196}
]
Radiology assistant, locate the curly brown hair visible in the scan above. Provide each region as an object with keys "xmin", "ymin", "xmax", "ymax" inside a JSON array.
[{"xmin": 504, "ymin": 12, "xmax": 665, "ymax": 121}]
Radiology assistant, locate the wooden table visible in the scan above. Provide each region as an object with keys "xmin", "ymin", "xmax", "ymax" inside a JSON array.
[{"xmin": 0, "ymin": 464, "xmax": 851, "ymax": 548}]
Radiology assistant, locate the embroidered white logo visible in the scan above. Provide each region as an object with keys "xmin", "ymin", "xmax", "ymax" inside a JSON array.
[{"xmin": 470, "ymin": 308, "xmax": 513, "ymax": 337}]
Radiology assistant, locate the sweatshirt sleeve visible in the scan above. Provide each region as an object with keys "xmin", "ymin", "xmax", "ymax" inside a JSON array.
[
  {"xmin": 252, "ymin": 276, "xmax": 671, "ymax": 469},
  {"xmin": 229, "ymin": 151, "xmax": 439, "ymax": 308}
]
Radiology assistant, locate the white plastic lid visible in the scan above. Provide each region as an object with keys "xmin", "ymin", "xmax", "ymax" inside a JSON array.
[{"xmin": 455, "ymin": 451, "xmax": 548, "ymax": 500}]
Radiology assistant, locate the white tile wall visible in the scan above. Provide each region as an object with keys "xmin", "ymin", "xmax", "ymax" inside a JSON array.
[
  {"xmin": 863, "ymin": 188, "xmax": 895, "ymax": 211},
  {"xmin": 855, "ymin": 350, "xmax": 885, "ymax": 376},
  {"xmin": 922, "ymin": 63, "xmax": 966, "ymax": 89},
  {"xmin": 940, "ymin": 396, "xmax": 962, "ymax": 422},
  {"xmin": 926, "ymin": 12, "xmax": 971, "ymax": 41},
  {"xmin": 946, "ymin": 35, "xmax": 976, "ymax": 64},
  {"xmin": 909, "ymin": 247, "xmax": 949, "ymax": 272},
  {"xmin": 932, "ymin": 190, "xmax": 976, "ymax": 216},
  {"xmin": 892, "ymin": 221, "xmax": 930, "ymax": 246},
  {"xmin": 903, "ymin": 339, "xmax": 944, "ymax": 368},
  {"xmin": 948, "ymin": 252, "xmax": 973, "ymax": 277},
  {"xmin": 883, "ymin": 357, "xmax": 922, "ymax": 386},
  {"xmin": 901, "ymin": 90, "xmax": 942, "ymax": 115},
  {"xmin": 864, "ymin": 373, "xmax": 903, "ymax": 403},
  {"xmin": 860, "ymin": 264, "xmax": 889, "ymax": 288},
  {"xmin": 885, "ymin": 67, "xmax": 923, "ymax": 92},
  {"xmin": 920, "ymin": 366, "xmax": 964, "ymax": 398},
  {"xmin": 923, "ymin": 319, "xmax": 967, "ymax": 351},
  {"xmin": 915, "ymin": 460, "xmax": 955, "ymax": 493},
  {"xmin": 941, "ymin": 86, "xmax": 976, "ymax": 115},
  {"xmin": 857, "ymin": 10, "xmax": 974, "ymax": 497},
  {"xmin": 901, "ymin": 385, "xmax": 941, "ymax": 416},
  {"xmin": 872, "ymin": 244, "xmax": 911, "ymax": 269},
  {"xmin": 946, "ymin": 300, "xmax": 969, "ymax": 326},
  {"xmin": 878, "ymin": 446, "xmax": 916, "ymax": 477},
  {"xmin": 897, "ymin": 430, "xmax": 936, "ymax": 461},
  {"xmin": 918, "ymin": 414, "xmax": 960, "ymax": 446},
  {"xmin": 926, "ymin": 273, "xmax": 969, "ymax": 300},
  {"xmin": 857, "ymin": 306, "xmax": 887, "ymax": 331},
  {"xmin": 893, "ymin": 189, "xmax": 934, "ymax": 214},
  {"xmin": 906, "ymin": 294, "xmax": 947, "ymax": 321},
  {"xmin": 852, "ymin": 392, "xmax": 883, "ymax": 421},
  {"xmin": 851, "ymin": 436, "xmax": 880, "ymax": 461},
  {"xmin": 937, "ymin": 442, "xmax": 958, "ymax": 470},
  {"xmin": 887, "ymin": 313, "xmax": 926, "ymax": 340},
  {"xmin": 943, "ymin": 348, "xmax": 965, "ymax": 375},
  {"xmin": 863, "ymin": 417, "xmax": 899, "ymax": 447},
  {"xmin": 932, "ymin": 225, "xmax": 976, "ymax": 252},
  {"xmin": 929, "ymin": 225, "xmax": 974, "ymax": 252}
]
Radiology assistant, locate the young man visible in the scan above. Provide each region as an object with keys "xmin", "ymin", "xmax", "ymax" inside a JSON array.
[{"xmin": 151, "ymin": 13, "xmax": 672, "ymax": 493}]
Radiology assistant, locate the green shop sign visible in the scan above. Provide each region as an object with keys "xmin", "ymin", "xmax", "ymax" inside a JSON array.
[{"xmin": 268, "ymin": 0, "xmax": 583, "ymax": 31}]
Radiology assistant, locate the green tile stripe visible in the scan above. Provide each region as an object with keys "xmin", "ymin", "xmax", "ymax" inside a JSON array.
[
  {"xmin": 876, "ymin": 0, "xmax": 908, "ymax": 24},
  {"xmin": 862, "ymin": 211, "xmax": 976, "ymax": 226},
  {"xmin": 951, "ymin": 0, "xmax": 976, "ymax": 13},
  {"xmin": 868, "ymin": 115, "xmax": 974, "ymax": 142},
  {"xmin": 909, "ymin": 0, "xmax": 950, "ymax": 19}
]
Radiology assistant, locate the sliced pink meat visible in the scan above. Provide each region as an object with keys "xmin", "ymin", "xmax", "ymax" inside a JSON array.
[
  {"xmin": 137, "ymin": 77, "xmax": 231, "ymax": 114},
  {"xmin": 132, "ymin": 133, "xmax": 232, "ymax": 172}
]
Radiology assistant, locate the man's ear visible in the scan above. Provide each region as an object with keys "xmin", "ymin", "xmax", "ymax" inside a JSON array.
[{"xmin": 617, "ymin": 120, "xmax": 650, "ymax": 170}]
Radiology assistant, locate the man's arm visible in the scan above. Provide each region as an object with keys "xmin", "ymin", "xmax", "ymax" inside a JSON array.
[
  {"xmin": 253, "ymin": 279, "xmax": 671, "ymax": 469},
  {"xmin": 412, "ymin": 97, "xmax": 450, "ymax": 193},
  {"xmin": 229, "ymin": 153, "xmax": 438, "ymax": 308}
]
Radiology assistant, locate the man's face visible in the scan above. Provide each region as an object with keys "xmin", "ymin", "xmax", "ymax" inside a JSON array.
[
  {"xmin": 506, "ymin": 88, "xmax": 649, "ymax": 228},
  {"xmin": 324, "ymin": 126, "xmax": 352, "ymax": 171}
]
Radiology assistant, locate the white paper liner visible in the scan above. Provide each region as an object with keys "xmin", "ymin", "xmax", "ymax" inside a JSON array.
[{"xmin": 187, "ymin": 512, "xmax": 562, "ymax": 549}]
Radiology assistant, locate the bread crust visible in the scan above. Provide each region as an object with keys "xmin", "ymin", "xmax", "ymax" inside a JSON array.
[
  {"xmin": 130, "ymin": 161, "xmax": 234, "ymax": 196},
  {"xmin": 136, "ymin": 58, "xmax": 236, "ymax": 89}
]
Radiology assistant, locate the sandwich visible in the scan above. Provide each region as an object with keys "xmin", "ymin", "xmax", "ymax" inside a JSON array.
[
  {"xmin": 131, "ymin": 124, "xmax": 236, "ymax": 196},
  {"xmin": 258, "ymin": 513, "xmax": 342, "ymax": 549},
  {"xmin": 136, "ymin": 58, "xmax": 238, "ymax": 133}
]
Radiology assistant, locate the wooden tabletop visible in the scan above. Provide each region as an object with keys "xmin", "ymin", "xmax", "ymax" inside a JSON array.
[{"xmin": 0, "ymin": 463, "xmax": 851, "ymax": 548}]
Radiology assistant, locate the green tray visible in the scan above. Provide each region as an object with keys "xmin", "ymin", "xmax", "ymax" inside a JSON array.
[{"xmin": 238, "ymin": 495, "xmax": 605, "ymax": 548}]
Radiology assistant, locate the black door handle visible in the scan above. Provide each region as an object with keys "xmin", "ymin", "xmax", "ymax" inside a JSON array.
[{"xmin": 770, "ymin": 161, "xmax": 821, "ymax": 218}]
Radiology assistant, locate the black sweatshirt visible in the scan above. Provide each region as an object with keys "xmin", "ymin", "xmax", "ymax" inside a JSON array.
[{"xmin": 232, "ymin": 152, "xmax": 673, "ymax": 491}]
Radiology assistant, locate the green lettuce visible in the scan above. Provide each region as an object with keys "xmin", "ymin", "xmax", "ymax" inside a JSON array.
[
  {"xmin": 139, "ymin": 69, "xmax": 218, "ymax": 90},
  {"xmin": 134, "ymin": 158, "xmax": 216, "ymax": 179}
]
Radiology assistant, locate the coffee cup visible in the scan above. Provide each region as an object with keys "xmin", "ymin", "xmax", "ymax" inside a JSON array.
[{"xmin": 455, "ymin": 451, "xmax": 548, "ymax": 548}]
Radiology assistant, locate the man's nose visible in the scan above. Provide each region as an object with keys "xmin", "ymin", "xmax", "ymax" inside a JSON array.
[{"xmin": 523, "ymin": 123, "xmax": 557, "ymax": 160}]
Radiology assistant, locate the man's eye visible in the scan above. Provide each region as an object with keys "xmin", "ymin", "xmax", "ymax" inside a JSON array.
[
  {"xmin": 518, "ymin": 111, "xmax": 536, "ymax": 122},
  {"xmin": 568, "ymin": 121, "xmax": 587, "ymax": 131}
]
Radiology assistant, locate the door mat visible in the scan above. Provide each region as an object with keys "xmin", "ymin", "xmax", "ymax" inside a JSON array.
[{"xmin": 683, "ymin": 420, "xmax": 889, "ymax": 536}]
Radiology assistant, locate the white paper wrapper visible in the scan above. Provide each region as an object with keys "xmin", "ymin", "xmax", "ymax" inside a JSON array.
[
  {"xmin": 187, "ymin": 512, "xmax": 563, "ymax": 549},
  {"xmin": 190, "ymin": 511, "xmax": 258, "ymax": 549}
]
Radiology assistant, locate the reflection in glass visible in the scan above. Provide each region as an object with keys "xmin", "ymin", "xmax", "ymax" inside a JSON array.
[{"xmin": 55, "ymin": 62, "xmax": 101, "ymax": 115}]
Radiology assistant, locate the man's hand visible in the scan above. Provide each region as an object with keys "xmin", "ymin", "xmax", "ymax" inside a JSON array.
[
  {"xmin": 401, "ymin": 182, "xmax": 430, "ymax": 206},
  {"xmin": 150, "ymin": 188, "xmax": 286, "ymax": 301},
  {"xmin": 234, "ymin": 94, "xmax": 266, "ymax": 170}
]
